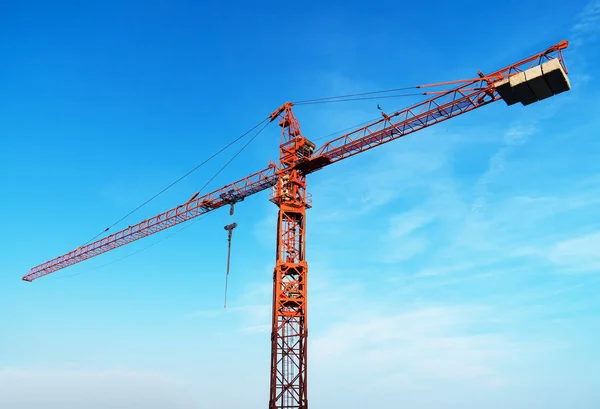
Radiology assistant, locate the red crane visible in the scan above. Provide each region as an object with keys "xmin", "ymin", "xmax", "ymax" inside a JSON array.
[{"xmin": 23, "ymin": 40, "xmax": 571, "ymax": 409}]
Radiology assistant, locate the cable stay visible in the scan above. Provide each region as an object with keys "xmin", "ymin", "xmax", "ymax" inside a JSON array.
[
  {"xmin": 27, "ymin": 118, "xmax": 272, "ymax": 281},
  {"xmin": 291, "ymin": 79, "xmax": 486, "ymax": 106},
  {"xmin": 80, "ymin": 117, "xmax": 270, "ymax": 247},
  {"xmin": 291, "ymin": 59, "xmax": 569, "ymax": 106}
]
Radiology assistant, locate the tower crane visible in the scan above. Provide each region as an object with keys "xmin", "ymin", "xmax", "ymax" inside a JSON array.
[{"xmin": 22, "ymin": 40, "xmax": 571, "ymax": 409}]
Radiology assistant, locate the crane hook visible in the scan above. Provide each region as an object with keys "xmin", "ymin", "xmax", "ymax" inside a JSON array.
[{"xmin": 223, "ymin": 222, "xmax": 238, "ymax": 308}]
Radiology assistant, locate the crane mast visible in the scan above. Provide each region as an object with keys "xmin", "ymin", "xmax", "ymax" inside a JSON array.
[
  {"xmin": 22, "ymin": 40, "xmax": 571, "ymax": 409},
  {"xmin": 268, "ymin": 103, "xmax": 313, "ymax": 409}
]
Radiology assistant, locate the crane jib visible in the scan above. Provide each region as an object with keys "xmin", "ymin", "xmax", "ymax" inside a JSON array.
[
  {"xmin": 23, "ymin": 168, "xmax": 278, "ymax": 281},
  {"xmin": 23, "ymin": 40, "xmax": 570, "ymax": 282}
]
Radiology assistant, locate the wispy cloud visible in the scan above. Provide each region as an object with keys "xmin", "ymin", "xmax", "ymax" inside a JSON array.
[
  {"xmin": 190, "ymin": 302, "xmax": 270, "ymax": 321},
  {"xmin": 311, "ymin": 304, "xmax": 532, "ymax": 389},
  {"xmin": 387, "ymin": 209, "xmax": 434, "ymax": 239},
  {"xmin": 547, "ymin": 232, "xmax": 600, "ymax": 273},
  {"xmin": 0, "ymin": 368, "xmax": 197, "ymax": 409},
  {"xmin": 568, "ymin": 0, "xmax": 600, "ymax": 85},
  {"xmin": 572, "ymin": 0, "xmax": 600, "ymax": 43},
  {"xmin": 471, "ymin": 122, "xmax": 537, "ymax": 213},
  {"xmin": 240, "ymin": 324, "xmax": 271, "ymax": 333},
  {"xmin": 310, "ymin": 131, "xmax": 449, "ymax": 222}
]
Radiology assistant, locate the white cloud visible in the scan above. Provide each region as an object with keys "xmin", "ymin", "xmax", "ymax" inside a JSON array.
[
  {"xmin": 189, "ymin": 309, "xmax": 222, "ymax": 318},
  {"xmin": 0, "ymin": 368, "xmax": 197, "ymax": 409},
  {"xmin": 310, "ymin": 132, "xmax": 448, "ymax": 222},
  {"xmin": 412, "ymin": 260, "xmax": 493, "ymax": 279},
  {"xmin": 387, "ymin": 209, "xmax": 434, "ymax": 239},
  {"xmin": 240, "ymin": 324, "xmax": 271, "ymax": 333},
  {"xmin": 471, "ymin": 122, "xmax": 537, "ymax": 213},
  {"xmin": 572, "ymin": 0, "xmax": 600, "ymax": 42},
  {"xmin": 567, "ymin": 0, "xmax": 600, "ymax": 84},
  {"xmin": 191, "ymin": 302, "xmax": 271, "ymax": 322},
  {"xmin": 548, "ymin": 232, "xmax": 600, "ymax": 273},
  {"xmin": 378, "ymin": 236, "xmax": 429, "ymax": 264},
  {"xmin": 374, "ymin": 209, "xmax": 437, "ymax": 263},
  {"xmin": 251, "ymin": 207, "xmax": 276, "ymax": 249},
  {"xmin": 311, "ymin": 304, "xmax": 517, "ymax": 389}
]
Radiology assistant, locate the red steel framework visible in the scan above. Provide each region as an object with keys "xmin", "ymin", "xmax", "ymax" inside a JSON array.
[
  {"xmin": 22, "ymin": 40, "xmax": 570, "ymax": 409},
  {"xmin": 268, "ymin": 103, "xmax": 311, "ymax": 409}
]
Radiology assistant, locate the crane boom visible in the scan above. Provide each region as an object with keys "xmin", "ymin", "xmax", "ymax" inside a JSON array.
[
  {"xmin": 22, "ymin": 40, "xmax": 569, "ymax": 283},
  {"xmin": 23, "ymin": 165, "xmax": 278, "ymax": 281}
]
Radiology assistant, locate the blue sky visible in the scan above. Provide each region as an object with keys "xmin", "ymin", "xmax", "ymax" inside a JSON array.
[{"xmin": 1, "ymin": 0, "xmax": 600, "ymax": 408}]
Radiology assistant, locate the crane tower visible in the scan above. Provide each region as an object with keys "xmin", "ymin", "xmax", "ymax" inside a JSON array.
[{"xmin": 22, "ymin": 40, "xmax": 571, "ymax": 409}]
